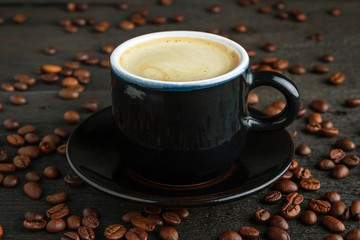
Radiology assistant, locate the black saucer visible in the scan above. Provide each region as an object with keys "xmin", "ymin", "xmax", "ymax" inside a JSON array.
[{"xmin": 66, "ymin": 107, "xmax": 293, "ymax": 207}]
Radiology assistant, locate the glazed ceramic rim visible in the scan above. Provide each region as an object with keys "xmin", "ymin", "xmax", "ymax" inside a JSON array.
[{"xmin": 110, "ymin": 31, "xmax": 249, "ymax": 90}]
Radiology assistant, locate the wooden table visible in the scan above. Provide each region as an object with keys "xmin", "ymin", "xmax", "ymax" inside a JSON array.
[{"xmin": 0, "ymin": 0, "xmax": 359, "ymax": 239}]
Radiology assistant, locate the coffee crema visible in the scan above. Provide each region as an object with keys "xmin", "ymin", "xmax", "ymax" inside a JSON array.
[{"xmin": 119, "ymin": 37, "xmax": 240, "ymax": 82}]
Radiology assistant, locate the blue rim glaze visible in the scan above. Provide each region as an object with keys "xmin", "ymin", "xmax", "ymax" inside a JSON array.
[{"xmin": 110, "ymin": 31, "xmax": 250, "ymax": 91}]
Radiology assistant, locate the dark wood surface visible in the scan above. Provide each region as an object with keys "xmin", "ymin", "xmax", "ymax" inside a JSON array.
[{"xmin": 0, "ymin": 0, "xmax": 359, "ymax": 239}]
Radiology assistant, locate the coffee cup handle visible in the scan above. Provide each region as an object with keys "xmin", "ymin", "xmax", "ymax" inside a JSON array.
[{"xmin": 246, "ymin": 70, "xmax": 300, "ymax": 131}]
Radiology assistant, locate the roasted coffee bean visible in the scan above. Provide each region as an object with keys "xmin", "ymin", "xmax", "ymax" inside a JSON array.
[
  {"xmin": 75, "ymin": 52, "xmax": 89, "ymax": 62},
  {"xmin": 12, "ymin": 13, "xmax": 27, "ymax": 23},
  {"xmin": 293, "ymin": 167, "xmax": 311, "ymax": 181},
  {"xmin": 65, "ymin": 24, "xmax": 78, "ymax": 33},
  {"xmin": 209, "ymin": 4, "xmax": 222, "ymax": 13},
  {"xmin": 73, "ymin": 17, "xmax": 86, "ymax": 26},
  {"xmin": 330, "ymin": 201, "xmax": 346, "ymax": 218},
  {"xmin": 313, "ymin": 65, "xmax": 330, "ymax": 74},
  {"xmin": 119, "ymin": 20, "xmax": 135, "ymax": 31},
  {"xmin": 23, "ymin": 219, "xmax": 46, "ymax": 231},
  {"xmin": 64, "ymin": 174, "xmax": 84, "ymax": 187},
  {"xmin": 62, "ymin": 77, "xmax": 79, "ymax": 87},
  {"xmin": 83, "ymin": 207, "xmax": 98, "ymax": 217},
  {"xmin": 273, "ymin": 179, "xmax": 298, "ymax": 194},
  {"xmin": 94, "ymin": 21, "xmax": 110, "ymax": 32},
  {"xmin": 0, "ymin": 163, "xmax": 16, "ymax": 173},
  {"xmin": 281, "ymin": 202, "xmax": 301, "ymax": 219},
  {"xmin": 25, "ymin": 171, "xmax": 41, "ymax": 182},
  {"xmin": 286, "ymin": 192, "xmax": 304, "ymax": 204},
  {"xmin": 10, "ymin": 94, "xmax": 26, "ymax": 105},
  {"xmin": 100, "ymin": 58, "xmax": 110, "ymax": 68},
  {"xmin": 147, "ymin": 214, "xmax": 164, "ymax": 227},
  {"xmin": 330, "ymin": 73, "xmax": 345, "ymax": 85},
  {"xmin": 248, "ymin": 93, "xmax": 259, "ymax": 105},
  {"xmin": 82, "ymin": 215, "xmax": 99, "ymax": 229},
  {"xmin": 3, "ymin": 175, "xmax": 19, "ymax": 187},
  {"xmin": 46, "ymin": 192, "xmax": 67, "ymax": 205},
  {"xmin": 24, "ymin": 133, "xmax": 40, "ymax": 144},
  {"xmin": 329, "ymin": 149, "xmax": 346, "ymax": 163},
  {"xmin": 300, "ymin": 210, "xmax": 317, "ymax": 226},
  {"xmin": 288, "ymin": 131, "xmax": 297, "ymax": 138},
  {"xmin": 57, "ymin": 144, "xmax": 67, "ymax": 156},
  {"xmin": 54, "ymin": 127, "xmax": 68, "ymax": 139},
  {"xmin": 300, "ymin": 178, "xmax": 321, "ymax": 191},
  {"xmin": 350, "ymin": 201, "xmax": 360, "ymax": 220},
  {"xmin": 282, "ymin": 171, "xmax": 293, "ymax": 179},
  {"xmin": 295, "ymin": 144, "xmax": 311, "ymax": 156},
  {"xmin": 0, "ymin": 150, "xmax": 10, "ymax": 163},
  {"xmin": 238, "ymin": 226, "xmax": 259, "ymax": 239},
  {"xmin": 310, "ymin": 100, "xmax": 329, "ymax": 113},
  {"xmin": 322, "ymin": 215, "xmax": 346, "ymax": 233},
  {"xmin": 332, "ymin": 164, "xmax": 349, "ymax": 179},
  {"xmin": 43, "ymin": 166, "xmax": 60, "ymax": 179},
  {"xmin": 321, "ymin": 120, "xmax": 334, "ymax": 129},
  {"xmin": 59, "ymin": 88, "xmax": 80, "ymax": 100},
  {"xmin": 18, "ymin": 146, "xmax": 41, "ymax": 159},
  {"xmin": 14, "ymin": 73, "xmax": 36, "ymax": 86},
  {"xmin": 3, "ymin": 118, "xmax": 20, "ymax": 131},
  {"xmin": 308, "ymin": 112, "xmax": 322, "ymax": 123},
  {"xmin": 75, "ymin": 2, "xmax": 88, "ymax": 11},
  {"xmin": 341, "ymin": 155, "xmax": 360, "ymax": 168},
  {"xmin": 345, "ymin": 229, "xmax": 360, "ymax": 240},
  {"xmin": 131, "ymin": 216, "xmax": 156, "ymax": 231},
  {"xmin": 17, "ymin": 125, "xmax": 35, "ymax": 136},
  {"xmin": 246, "ymin": 50, "xmax": 256, "ymax": 58},
  {"xmin": 39, "ymin": 141, "xmax": 56, "ymax": 154},
  {"xmin": 42, "ymin": 65, "xmax": 62, "ymax": 74},
  {"xmin": 172, "ymin": 13, "xmax": 184, "ymax": 23},
  {"xmin": 23, "ymin": 181, "xmax": 43, "ymax": 199},
  {"xmin": 234, "ymin": 23, "xmax": 247, "ymax": 33},
  {"xmin": 46, "ymin": 218, "xmax": 66, "ymax": 233},
  {"xmin": 7, "ymin": 134, "xmax": 25, "ymax": 147},
  {"xmin": 261, "ymin": 57, "xmax": 277, "ymax": 65},
  {"xmin": 144, "ymin": 205, "xmax": 161, "ymax": 215},
  {"xmin": 306, "ymin": 123, "xmax": 321, "ymax": 134},
  {"xmin": 151, "ymin": 16, "xmax": 167, "ymax": 25},
  {"xmin": 160, "ymin": 0, "xmax": 172, "ymax": 5},
  {"xmin": 61, "ymin": 232, "xmax": 80, "ymax": 240},
  {"xmin": 82, "ymin": 100, "xmax": 98, "ymax": 113},
  {"xmin": 325, "ymin": 192, "xmax": 341, "ymax": 203},
  {"xmin": 162, "ymin": 211, "xmax": 181, "ymax": 226},
  {"xmin": 259, "ymin": 5, "xmax": 272, "ymax": 13},
  {"xmin": 276, "ymin": 11, "xmax": 289, "ymax": 19},
  {"xmin": 341, "ymin": 208, "xmax": 351, "ymax": 221},
  {"xmin": 290, "ymin": 160, "xmax": 298, "ymax": 171},
  {"xmin": 14, "ymin": 82, "xmax": 28, "ymax": 91},
  {"xmin": 264, "ymin": 191, "xmax": 282, "ymax": 204},
  {"xmin": 46, "ymin": 204, "xmax": 69, "ymax": 219},
  {"xmin": 44, "ymin": 46, "xmax": 56, "ymax": 55},
  {"xmin": 104, "ymin": 224, "xmax": 127, "ymax": 240},
  {"xmin": 321, "ymin": 54, "xmax": 335, "ymax": 63},
  {"xmin": 41, "ymin": 73, "xmax": 59, "ymax": 83},
  {"xmin": 68, "ymin": 84, "xmax": 84, "ymax": 92},
  {"xmin": 320, "ymin": 128, "xmax": 339, "ymax": 137},
  {"xmin": 101, "ymin": 43, "xmax": 116, "ymax": 54},
  {"xmin": 263, "ymin": 106, "xmax": 282, "ymax": 116},
  {"xmin": 131, "ymin": 13, "xmax": 146, "ymax": 25},
  {"xmin": 345, "ymin": 99, "xmax": 360, "ymax": 107},
  {"xmin": 309, "ymin": 198, "xmax": 331, "ymax": 215},
  {"xmin": 122, "ymin": 212, "xmax": 142, "ymax": 224},
  {"xmin": 311, "ymin": 32, "xmax": 324, "ymax": 41},
  {"xmin": 323, "ymin": 234, "xmax": 343, "ymax": 240},
  {"xmin": 219, "ymin": 230, "xmax": 242, "ymax": 240},
  {"xmin": 125, "ymin": 227, "xmax": 148, "ymax": 240},
  {"xmin": 266, "ymin": 227, "xmax": 290, "ymax": 240},
  {"xmin": 290, "ymin": 64, "xmax": 306, "ymax": 75},
  {"xmin": 268, "ymin": 215, "xmax": 289, "ymax": 231},
  {"xmin": 66, "ymin": 215, "xmax": 81, "ymax": 230},
  {"xmin": 262, "ymin": 42, "xmax": 276, "ymax": 52},
  {"xmin": 78, "ymin": 226, "xmax": 95, "ymax": 240},
  {"xmin": 254, "ymin": 208, "xmax": 271, "ymax": 223},
  {"xmin": 272, "ymin": 59, "xmax": 289, "ymax": 70},
  {"xmin": 64, "ymin": 110, "xmax": 80, "ymax": 125},
  {"xmin": 1, "ymin": 83, "xmax": 15, "ymax": 92},
  {"xmin": 85, "ymin": 56, "xmax": 99, "ymax": 65},
  {"xmin": 335, "ymin": 139, "xmax": 356, "ymax": 151},
  {"xmin": 172, "ymin": 208, "xmax": 189, "ymax": 219},
  {"xmin": 42, "ymin": 134, "xmax": 61, "ymax": 146},
  {"xmin": 25, "ymin": 211, "xmax": 44, "ymax": 220}
]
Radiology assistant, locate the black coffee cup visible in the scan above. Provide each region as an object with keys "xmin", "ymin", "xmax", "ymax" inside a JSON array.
[{"xmin": 110, "ymin": 31, "xmax": 300, "ymax": 186}]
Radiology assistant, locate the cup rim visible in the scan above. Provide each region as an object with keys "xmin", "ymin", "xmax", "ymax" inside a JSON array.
[{"xmin": 110, "ymin": 31, "xmax": 249, "ymax": 90}]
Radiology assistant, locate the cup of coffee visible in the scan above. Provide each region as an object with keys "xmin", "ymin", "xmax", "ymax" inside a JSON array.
[{"xmin": 110, "ymin": 31, "xmax": 300, "ymax": 187}]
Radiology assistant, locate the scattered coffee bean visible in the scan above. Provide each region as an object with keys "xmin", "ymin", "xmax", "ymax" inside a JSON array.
[
  {"xmin": 263, "ymin": 42, "xmax": 276, "ymax": 52},
  {"xmin": 295, "ymin": 144, "xmax": 311, "ymax": 156},
  {"xmin": 82, "ymin": 215, "xmax": 100, "ymax": 229},
  {"xmin": 160, "ymin": 0, "xmax": 173, "ymax": 6},
  {"xmin": 59, "ymin": 88, "xmax": 80, "ymax": 100},
  {"xmin": 281, "ymin": 201, "xmax": 301, "ymax": 219},
  {"xmin": 61, "ymin": 232, "xmax": 80, "ymax": 240},
  {"xmin": 323, "ymin": 234, "xmax": 343, "ymax": 240},
  {"xmin": 42, "ymin": 65, "xmax": 62, "ymax": 74},
  {"xmin": 13, "ymin": 155, "xmax": 31, "ymax": 170},
  {"xmin": 321, "ymin": 120, "xmax": 334, "ymax": 129},
  {"xmin": 289, "ymin": 131, "xmax": 297, "ymax": 138},
  {"xmin": 82, "ymin": 207, "xmax": 98, "ymax": 218},
  {"xmin": 263, "ymin": 106, "xmax": 282, "ymax": 116},
  {"xmin": 335, "ymin": 139, "xmax": 356, "ymax": 151},
  {"xmin": 2, "ymin": 83, "xmax": 15, "ymax": 92},
  {"xmin": 125, "ymin": 227, "xmax": 148, "ymax": 240},
  {"xmin": 247, "ymin": 50, "xmax": 256, "ymax": 57},
  {"xmin": 273, "ymin": 179, "xmax": 298, "ymax": 194},
  {"xmin": 131, "ymin": 216, "xmax": 156, "ymax": 231},
  {"xmin": 43, "ymin": 166, "xmax": 60, "ymax": 179},
  {"xmin": 172, "ymin": 208, "xmax": 189, "ymax": 219},
  {"xmin": 64, "ymin": 174, "xmax": 84, "ymax": 188},
  {"xmin": 46, "ymin": 192, "xmax": 68, "ymax": 205},
  {"xmin": 350, "ymin": 201, "xmax": 360, "ymax": 220},
  {"xmin": 308, "ymin": 112, "xmax": 323, "ymax": 123},
  {"xmin": 144, "ymin": 205, "xmax": 161, "ymax": 215},
  {"xmin": 320, "ymin": 128, "xmax": 339, "ymax": 137},
  {"xmin": 341, "ymin": 208, "xmax": 351, "ymax": 221},
  {"xmin": 104, "ymin": 224, "xmax": 127, "ymax": 240},
  {"xmin": 268, "ymin": 215, "xmax": 289, "ymax": 231},
  {"xmin": 46, "ymin": 204, "xmax": 69, "ymax": 219},
  {"xmin": 259, "ymin": 5, "xmax": 272, "ymax": 13},
  {"xmin": 313, "ymin": 65, "xmax": 330, "ymax": 74},
  {"xmin": 67, "ymin": 215, "xmax": 81, "ymax": 230},
  {"xmin": 7, "ymin": 134, "xmax": 25, "ymax": 147},
  {"xmin": 325, "ymin": 192, "xmax": 341, "ymax": 203},
  {"xmin": 219, "ymin": 230, "xmax": 242, "ymax": 240},
  {"xmin": 10, "ymin": 94, "xmax": 27, "ymax": 105},
  {"xmin": 293, "ymin": 167, "xmax": 312, "ymax": 181},
  {"xmin": 330, "ymin": 149, "xmax": 346, "ymax": 163},
  {"xmin": 0, "ymin": 163, "xmax": 16, "ymax": 173},
  {"xmin": 209, "ymin": 4, "xmax": 222, "ymax": 13},
  {"xmin": 329, "ymin": 7, "xmax": 342, "ymax": 16},
  {"xmin": 266, "ymin": 226, "xmax": 290, "ymax": 240},
  {"xmin": 300, "ymin": 210, "xmax": 317, "ymax": 225},
  {"xmin": 23, "ymin": 181, "xmax": 43, "ymax": 200},
  {"xmin": 332, "ymin": 164, "xmax": 349, "ymax": 179},
  {"xmin": 309, "ymin": 198, "xmax": 331, "ymax": 215},
  {"xmin": 310, "ymin": 99, "xmax": 329, "ymax": 113},
  {"xmin": 82, "ymin": 100, "xmax": 98, "ymax": 112},
  {"xmin": 322, "ymin": 215, "xmax": 346, "ymax": 233},
  {"xmin": 23, "ymin": 219, "xmax": 46, "ymax": 231},
  {"xmin": 264, "ymin": 191, "xmax": 282, "ymax": 204},
  {"xmin": 41, "ymin": 73, "xmax": 59, "ymax": 83},
  {"xmin": 321, "ymin": 53, "xmax": 335, "ymax": 63},
  {"xmin": 330, "ymin": 201, "xmax": 346, "ymax": 218},
  {"xmin": 118, "ymin": 2, "xmax": 129, "ymax": 10},
  {"xmin": 25, "ymin": 171, "xmax": 41, "ymax": 182},
  {"xmin": 0, "ymin": 150, "xmax": 10, "ymax": 163},
  {"xmin": 290, "ymin": 64, "xmax": 307, "ymax": 75},
  {"xmin": 17, "ymin": 125, "xmax": 35, "ymax": 136},
  {"xmin": 147, "ymin": 214, "xmax": 164, "ymax": 227},
  {"xmin": 341, "ymin": 155, "xmax": 360, "ymax": 168},
  {"xmin": 234, "ymin": 23, "xmax": 247, "ymax": 33},
  {"xmin": 46, "ymin": 218, "xmax": 66, "ymax": 233},
  {"xmin": 57, "ymin": 144, "xmax": 67, "ymax": 156},
  {"xmin": 311, "ymin": 33, "xmax": 324, "ymax": 41},
  {"xmin": 54, "ymin": 127, "xmax": 69, "ymax": 139},
  {"xmin": 122, "ymin": 211, "xmax": 142, "ymax": 224},
  {"xmin": 44, "ymin": 46, "xmax": 56, "ymax": 55},
  {"xmin": 25, "ymin": 211, "xmax": 44, "ymax": 220},
  {"xmin": 12, "ymin": 13, "xmax": 27, "ymax": 23},
  {"xmin": 345, "ymin": 99, "xmax": 360, "ymax": 107},
  {"xmin": 330, "ymin": 72, "xmax": 345, "ymax": 85},
  {"xmin": 39, "ymin": 141, "xmax": 56, "ymax": 154},
  {"xmin": 289, "ymin": 160, "xmax": 298, "ymax": 171},
  {"xmin": 14, "ymin": 82, "xmax": 28, "ymax": 91},
  {"xmin": 172, "ymin": 13, "xmax": 184, "ymax": 23},
  {"xmin": 345, "ymin": 229, "xmax": 360, "ymax": 240},
  {"xmin": 24, "ymin": 133, "xmax": 41, "ymax": 144},
  {"xmin": 237, "ymin": 226, "xmax": 259, "ymax": 239},
  {"xmin": 94, "ymin": 21, "xmax": 110, "ymax": 32},
  {"xmin": 78, "ymin": 226, "xmax": 95, "ymax": 240},
  {"xmin": 254, "ymin": 208, "xmax": 271, "ymax": 223},
  {"xmin": 248, "ymin": 92, "xmax": 259, "ymax": 105},
  {"xmin": 100, "ymin": 58, "xmax": 110, "ymax": 68},
  {"xmin": 3, "ymin": 175, "xmax": 19, "ymax": 187},
  {"xmin": 286, "ymin": 192, "xmax": 304, "ymax": 204},
  {"xmin": 3, "ymin": 118, "xmax": 20, "ymax": 131},
  {"xmin": 85, "ymin": 56, "xmax": 100, "ymax": 65},
  {"xmin": 64, "ymin": 110, "xmax": 81, "ymax": 125},
  {"xmin": 162, "ymin": 211, "xmax": 181, "ymax": 227},
  {"xmin": 306, "ymin": 123, "xmax": 321, "ymax": 134},
  {"xmin": 14, "ymin": 73, "xmax": 36, "ymax": 86},
  {"xmin": 62, "ymin": 77, "xmax": 79, "ymax": 87}
]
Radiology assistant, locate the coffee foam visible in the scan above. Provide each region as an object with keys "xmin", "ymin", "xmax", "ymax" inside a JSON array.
[{"xmin": 119, "ymin": 37, "xmax": 240, "ymax": 82}]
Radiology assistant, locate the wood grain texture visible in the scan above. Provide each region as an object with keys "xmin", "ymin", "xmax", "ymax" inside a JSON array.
[{"xmin": 0, "ymin": 0, "xmax": 359, "ymax": 239}]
